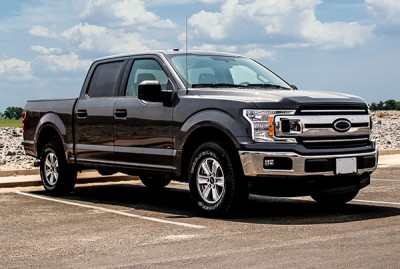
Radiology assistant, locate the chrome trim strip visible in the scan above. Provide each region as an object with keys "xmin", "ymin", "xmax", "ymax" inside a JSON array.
[
  {"xmin": 300, "ymin": 109, "xmax": 367, "ymax": 113},
  {"xmin": 302, "ymin": 137, "xmax": 369, "ymax": 143},
  {"xmin": 301, "ymin": 127, "xmax": 370, "ymax": 137},
  {"xmin": 239, "ymin": 148, "xmax": 378, "ymax": 177}
]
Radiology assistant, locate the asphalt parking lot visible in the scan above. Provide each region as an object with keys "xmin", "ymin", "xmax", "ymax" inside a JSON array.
[{"xmin": 1, "ymin": 167, "xmax": 399, "ymax": 269}]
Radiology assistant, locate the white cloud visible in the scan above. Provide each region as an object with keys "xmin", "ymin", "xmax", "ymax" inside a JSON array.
[
  {"xmin": 189, "ymin": 10, "xmax": 227, "ymax": 39},
  {"xmin": 0, "ymin": 58, "xmax": 33, "ymax": 80},
  {"xmin": 191, "ymin": 43, "xmax": 238, "ymax": 52},
  {"xmin": 275, "ymin": 43, "xmax": 312, "ymax": 49},
  {"xmin": 61, "ymin": 23, "xmax": 107, "ymax": 47},
  {"xmin": 244, "ymin": 48, "xmax": 275, "ymax": 60},
  {"xmin": 28, "ymin": 25, "xmax": 57, "ymax": 38},
  {"xmin": 80, "ymin": 0, "xmax": 176, "ymax": 29},
  {"xmin": 61, "ymin": 22, "xmax": 164, "ymax": 53},
  {"xmin": 199, "ymin": 0, "xmax": 223, "ymax": 3},
  {"xmin": 34, "ymin": 53, "xmax": 92, "ymax": 72},
  {"xmin": 188, "ymin": 0, "xmax": 375, "ymax": 49},
  {"xmin": 31, "ymin": 45, "xmax": 62, "ymax": 55},
  {"xmin": 366, "ymin": 0, "xmax": 400, "ymax": 26}
]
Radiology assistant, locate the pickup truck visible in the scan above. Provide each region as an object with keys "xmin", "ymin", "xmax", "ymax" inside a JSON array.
[{"xmin": 22, "ymin": 50, "xmax": 378, "ymax": 215}]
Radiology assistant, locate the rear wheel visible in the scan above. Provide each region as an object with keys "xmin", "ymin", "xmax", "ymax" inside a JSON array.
[
  {"xmin": 311, "ymin": 190, "xmax": 358, "ymax": 207},
  {"xmin": 140, "ymin": 175, "xmax": 171, "ymax": 190},
  {"xmin": 188, "ymin": 141, "xmax": 248, "ymax": 216},
  {"xmin": 40, "ymin": 141, "xmax": 77, "ymax": 195}
]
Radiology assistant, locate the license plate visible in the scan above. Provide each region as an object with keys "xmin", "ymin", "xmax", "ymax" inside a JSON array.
[{"xmin": 336, "ymin": 158, "xmax": 357, "ymax": 175}]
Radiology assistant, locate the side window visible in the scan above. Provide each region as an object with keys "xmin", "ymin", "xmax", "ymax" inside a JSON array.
[
  {"xmin": 87, "ymin": 61, "xmax": 124, "ymax": 97},
  {"xmin": 126, "ymin": 59, "xmax": 168, "ymax": 97}
]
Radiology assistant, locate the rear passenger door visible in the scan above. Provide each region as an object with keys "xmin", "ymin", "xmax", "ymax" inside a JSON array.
[
  {"xmin": 74, "ymin": 59, "xmax": 126, "ymax": 166},
  {"xmin": 113, "ymin": 57, "xmax": 174, "ymax": 172}
]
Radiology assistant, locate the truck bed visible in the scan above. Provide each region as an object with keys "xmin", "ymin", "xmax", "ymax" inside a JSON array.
[{"xmin": 23, "ymin": 98, "xmax": 78, "ymax": 158}]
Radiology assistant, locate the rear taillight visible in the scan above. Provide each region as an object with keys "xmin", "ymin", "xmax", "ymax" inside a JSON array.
[{"xmin": 22, "ymin": 111, "xmax": 27, "ymax": 132}]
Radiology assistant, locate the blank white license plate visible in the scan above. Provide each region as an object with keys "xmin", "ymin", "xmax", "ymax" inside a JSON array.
[{"xmin": 336, "ymin": 158, "xmax": 357, "ymax": 175}]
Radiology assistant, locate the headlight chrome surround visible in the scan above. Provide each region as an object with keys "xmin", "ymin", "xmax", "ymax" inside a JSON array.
[{"xmin": 243, "ymin": 109, "xmax": 298, "ymax": 143}]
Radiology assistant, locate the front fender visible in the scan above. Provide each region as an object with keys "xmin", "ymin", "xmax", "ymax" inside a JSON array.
[{"xmin": 177, "ymin": 109, "xmax": 249, "ymax": 150}]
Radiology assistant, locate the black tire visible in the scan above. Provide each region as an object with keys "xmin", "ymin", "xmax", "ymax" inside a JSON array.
[
  {"xmin": 40, "ymin": 141, "xmax": 77, "ymax": 195},
  {"xmin": 140, "ymin": 175, "xmax": 171, "ymax": 190},
  {"xmin": 188, "ymin": 141, "xmax": 248, "ymax": 216},
  {"xmin": 311, "ymin": 190, "xmax": 359, "ymax": 207}
]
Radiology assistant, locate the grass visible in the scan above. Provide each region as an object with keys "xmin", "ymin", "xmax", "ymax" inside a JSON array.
[{"xmin": 0, "ymin": 117, "xmax": 21, "ymax": 128}]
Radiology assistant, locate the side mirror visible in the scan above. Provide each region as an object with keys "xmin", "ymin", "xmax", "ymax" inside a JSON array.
[
  {"xmin": 291, "ymin": 84, "xmax": 298, "ymax": 90},
  {"xmin": 138, "ymin": 80, "xmax": 163, "ymax": 102}
]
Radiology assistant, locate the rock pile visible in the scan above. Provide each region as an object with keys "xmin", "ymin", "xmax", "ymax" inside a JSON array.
[
  {"xmin": 0, "ymin": 128, "xmax": 35, "ymax": 171},
  {"xmin": 371, "ymin": 111, "xmax": 400, "ymax": 150},
  {"xmin": 0, "ymin": 111, "xmax": 399, "ymax": 171}
]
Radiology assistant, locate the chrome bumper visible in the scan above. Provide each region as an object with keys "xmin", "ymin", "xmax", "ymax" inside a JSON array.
[{"xmin": 239, "ymin": 148, "xmax": 378, "ymax": 177}]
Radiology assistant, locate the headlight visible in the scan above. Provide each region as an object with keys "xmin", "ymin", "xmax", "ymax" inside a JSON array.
[{"xmin": 243, "ymin": 109, "xmax": 297, "ymax": 142}]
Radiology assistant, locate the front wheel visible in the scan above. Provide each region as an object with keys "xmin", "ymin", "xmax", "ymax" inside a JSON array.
[
  {"xmin": 311, "ymin": 190, "xmax": 359, "ymax": 207},
  {"xmin": 188, "ymin": 142, "xmax": 248, "ymax": 216},
  {"xmin": 40, "ymin": 141, "xmax": 77, "ymax": 195}
]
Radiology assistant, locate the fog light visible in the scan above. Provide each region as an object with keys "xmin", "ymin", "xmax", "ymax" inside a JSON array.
[
  {"xmin": 263, "ymin": 157, "xmax": 293, "ymax": 170},
  {"xmin": 264, "ymin": 159, "xmax": 275, "ymax": 167}
]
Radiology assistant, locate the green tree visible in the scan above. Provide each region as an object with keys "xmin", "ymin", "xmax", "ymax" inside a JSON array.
[
  {"xmin": 3, "ymin": 106, "xmax": 23, "ymax": 120},
  {"xmin": 369, "ymin": 100, "xmax": 400, "ymax": 111},
  {"xmin": 384, "ymin": 99, "xmax": 400, "ymax": 110}
]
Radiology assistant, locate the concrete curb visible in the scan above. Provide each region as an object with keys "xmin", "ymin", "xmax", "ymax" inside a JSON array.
[
  {"xmin": 1, "ymin": 149, "xmax": 399, "ymax": 178},
  {"xmin": 0, "ymin": 172, "xmax": 138, "ymax": 189},
  {"xmin": 0, "ymin": 149, "xmax": 399, "ymax": 188},
  {"xmin": 379, "ymin": 149, "xmax": 400, "ymax": 156},
  {"xmin": 0, "ymin": 169, "xmax": 39, "ymax": 177}
]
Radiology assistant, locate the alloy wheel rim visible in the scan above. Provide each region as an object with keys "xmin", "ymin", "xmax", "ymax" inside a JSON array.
[
  {"xmin": 44, "ymin": 152, "xmax": 59, "ymax": 186},
  {"xmin": 196, "ymin": 157, "xmax": 225, "ymax": 204}
]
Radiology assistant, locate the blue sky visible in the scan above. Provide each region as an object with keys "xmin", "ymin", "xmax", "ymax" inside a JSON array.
[{"xmin": 0, "ymin": 0, "xmax": 399, "ymax": 112}]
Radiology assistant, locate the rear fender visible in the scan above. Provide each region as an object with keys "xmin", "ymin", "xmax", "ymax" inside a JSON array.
[{"xmin": 35, "ymin": 113, "xmax": 68, "ymax": 158}]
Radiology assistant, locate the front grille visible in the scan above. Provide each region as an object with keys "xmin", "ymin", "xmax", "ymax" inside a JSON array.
[
  {"xmin": 292, "ymin": 105, "xmax": 371, "ymax": 149},
  {"xmin": 299, "ymin": 136, "xmax": 371, "ymax": 149}
]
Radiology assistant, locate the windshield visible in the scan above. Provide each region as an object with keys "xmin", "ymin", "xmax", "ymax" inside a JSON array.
[{"xmin": 166, "ymin": 54, "xmax": 291, "ymax": 90}]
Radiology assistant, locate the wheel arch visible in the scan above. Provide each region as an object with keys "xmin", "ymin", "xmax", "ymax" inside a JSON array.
[
  {"xmin": 179, "ymin": 123, "xmax": 242, "ymax": 182},
  {"xmin": 35, "ymin": 113, "xmax": 67, "ymax": 159}
]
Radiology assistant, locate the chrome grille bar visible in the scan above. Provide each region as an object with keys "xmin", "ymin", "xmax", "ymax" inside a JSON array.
[{"xmin": 302, "ymin": 137, "xmax": 369, "ymax": 144}]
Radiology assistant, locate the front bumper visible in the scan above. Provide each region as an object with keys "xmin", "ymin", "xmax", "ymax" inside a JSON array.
[{"xmin": 239, "ymin": 147, "xmax": 378, "ymax": 177}]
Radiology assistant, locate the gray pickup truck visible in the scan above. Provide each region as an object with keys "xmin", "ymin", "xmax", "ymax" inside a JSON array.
[{"xmin": 22, "ymin": 50, "xmax": 378, "ymax": 215}]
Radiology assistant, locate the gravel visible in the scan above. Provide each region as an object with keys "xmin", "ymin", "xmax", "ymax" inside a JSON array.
[
  {"xmin": 0, "ymin": 128, "xmax": 35, "ymax": 171},
  {"xmin": 0, "ymin": 111, "xmax": 399, "ymax": 171},
  {"xmin": 371, "ymin": 111, "xmax": 400, "ymax": 150}
]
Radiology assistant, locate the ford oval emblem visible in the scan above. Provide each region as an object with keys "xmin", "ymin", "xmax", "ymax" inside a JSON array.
[{"xmin": 333, "ymin": 119, "xmax": 351, "ymax": 132}]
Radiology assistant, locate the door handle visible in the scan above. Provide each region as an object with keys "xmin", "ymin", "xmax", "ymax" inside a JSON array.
[
  {"xmin": 114, "ymin": 109, "xmax": 127, "ymax": 118},
  {"xmin": 76, "ymin": 109, "xmax": 88, "ymax": 119}
]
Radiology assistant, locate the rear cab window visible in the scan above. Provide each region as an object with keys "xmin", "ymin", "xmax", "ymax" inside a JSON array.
[{"xmin": 87, "ymin": 61, "xmax": 124, "ymax": 97}]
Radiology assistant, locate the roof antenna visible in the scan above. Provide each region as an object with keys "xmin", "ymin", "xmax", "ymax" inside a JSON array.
[{"xmin": 186, "ymin": 13, "xmax": 189, "ymax": 94}]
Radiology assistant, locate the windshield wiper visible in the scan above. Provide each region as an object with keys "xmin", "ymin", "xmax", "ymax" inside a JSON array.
[
  {"xmin": 191, "ymin": 83, "xmax": 244, "ymax": 88},
  {"xmin": 245, "ymin": 83, "xmax": 291, "ymax": 90}
]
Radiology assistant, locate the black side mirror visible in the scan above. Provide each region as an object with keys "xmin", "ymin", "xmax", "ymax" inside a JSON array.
[
  {"xmin": 291, "ymin": 84, "xmax": 298, "ymax": 90},
  {"xmin": 138, "ymin": 80, "xmax": 163, "ymax": 102}
]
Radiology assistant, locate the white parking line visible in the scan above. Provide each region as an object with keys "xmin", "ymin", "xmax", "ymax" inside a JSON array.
[
  {"xmin": 352, "ymin": 199, "xmax": 400, "ymax": 207},
  {"xmin": 15, "ymin": 190, "xmax": 205, "ymax": 229},
  {"xmin": 371, "ymin": 178, "xmax": 400, "ymax": 183}
]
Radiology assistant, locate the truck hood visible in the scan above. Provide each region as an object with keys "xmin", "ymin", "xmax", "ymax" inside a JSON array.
[{"xmin": 193, "ymin": 88, "xmax": 366, "ymax": 109}]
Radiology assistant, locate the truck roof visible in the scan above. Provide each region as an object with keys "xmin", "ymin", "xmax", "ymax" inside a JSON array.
[{"xmin": 94, "ymin": 50, "xmax": 243, "ymax": 62}]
